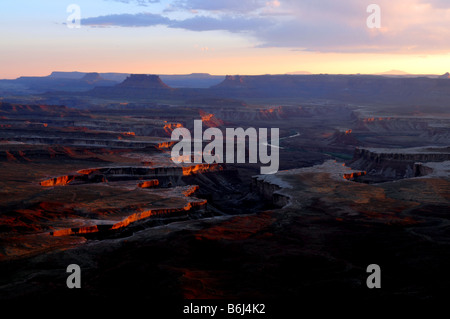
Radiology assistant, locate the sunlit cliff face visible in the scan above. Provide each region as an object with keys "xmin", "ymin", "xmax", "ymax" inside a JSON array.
[
  {"xmin": 183, "ymin": 185, "xmax": 199, "ymax": 197},
  {"xmin": 51, "ymin": 225, "xmax": 99, "ymax": 237},
  {"xmin": 118, "ymin": 132, "xmax": 135, "ymax": 140},
  {"xmin": 40, "ymin": 163, "xmax": 223, "ymax": 187},
  {"xmin": 164, "ymin": 123, "xmax": 183, "ymax": 135},
  {"xmin": 343, "ymin": 171, "xmax": 367, "ymax": 180},
  {"xmin": 259, "ymin": 106, "xmax": 283, "ymax": 118},
  {"xmin": 156, "ymin": 141, "xmax": 177, "ymax": 150},
  {"xmin": 138, "ymin": 180, "xmax": 159, "ymax": 188},
  {"xmin": 40, "ymin": 175, "xmax": 76, "ymax": 186},
  {"xmin": 363, "ymin": 117, "xmax": 392, "ymax": 123},
  {"xmin": 49, "ymin": 184, "xmax": 206, "ymax": 237},
  {"xmin": 77, "ymin": 168, "xmax": 96, "ymax": 175},
  {"xmin": 199, "ymin": 110, "xmax": 224, "ymax": 128},
  {"xmin": 110, "ymin": 200, "xmax": 207, "ymax": 231},
  {"xmin": 182, "ymin": 163, "xmax": 223, "ymax": 176}
]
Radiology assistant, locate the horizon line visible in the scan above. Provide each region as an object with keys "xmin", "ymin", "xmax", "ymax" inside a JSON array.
[{"xmin": 1, "ymin": 70, "xmax": 447, "ymax": 80}]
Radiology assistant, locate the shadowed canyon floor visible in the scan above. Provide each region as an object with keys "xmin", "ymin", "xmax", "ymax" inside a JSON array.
[{"xmin": 1, "ymin": 161, "xmax": 448, "ymax": 302}]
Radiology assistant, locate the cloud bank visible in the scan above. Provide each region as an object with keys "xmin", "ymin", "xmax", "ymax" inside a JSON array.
[{"xmin": 85, "ymin": 0, "xmax": 450, "ymax": 53}]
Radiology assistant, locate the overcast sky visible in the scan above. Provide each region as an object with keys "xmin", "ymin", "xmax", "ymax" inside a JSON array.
[{"xmin": 1, "ymin": 0, "xmax": 450, "ymax": 78}]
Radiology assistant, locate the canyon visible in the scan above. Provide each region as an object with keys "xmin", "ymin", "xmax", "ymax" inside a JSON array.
[
  {"xmin": 0, "ymin": 72, "xmax": 449, "ymax": 305},
  {"xmin": 347, "ymin": 146, "xmax": 450, "ymax": 182}
]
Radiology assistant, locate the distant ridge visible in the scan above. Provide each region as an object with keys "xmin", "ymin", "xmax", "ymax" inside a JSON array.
[
  {"xmin": 116, "ymin": 74, "xmax": 171, "ymax": 89},
  {"xmin": 286, "ymin": 71, "xmax": 312, "ymax": 75},
  {"xmin": 85, "ymin": 74, "xmax": 183, "ymax": 99},
  {"xmin": 81, "ymin": 72, "xmax": 105, "ymax": 84},
  {"xmin": 48, "ymin": 71, "xmax": 86, "ymax": 79},
  {"xmin": 376, "ymin": 70, "xmax": 410, "ymax": 75},
  {"xmin": 43, "ymin": 71, "xmax": 222, "ymax": 87},
  {"xmin": 209, "ymin": 73, "xmax": 450, "ymax": 106}
]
